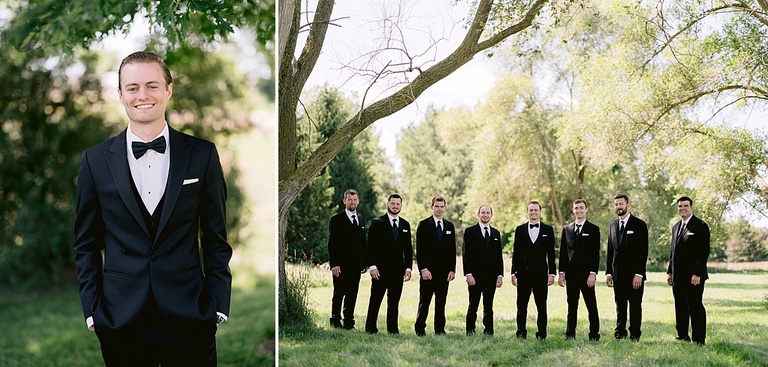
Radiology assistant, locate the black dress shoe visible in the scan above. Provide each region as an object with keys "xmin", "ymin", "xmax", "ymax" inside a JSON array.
[
  {"xmin": 614, "ymin": 335, "xmax": 626, "ymax": 340},
  {"xmin": 589, "ymin": 334, "xmax": 600, "ymax": 341},
  {"xmin": 387, "ymin": 330, "xmax": 399, "ymax": 335},
  {"xmin": 415, "ymin": 330, "xmax": 426, "ymax": 337},
  {"xmin": 675, "ymin": 336, "xmax": 691, "ymax": 342},
  {"xmin": 365, "ymin": 329, "xmax": 378, "ymax": 334},
  {"xmin": 330, "ymin": 318, "xmax": 343, "ymax": 329},
  {"xmin": 483, "ymin": 330, "xmax": 494, "ymax": 336},
  {"xmin": 466, "ymin": 330, "xmax": 476, "ymax": 336},
  {"xmin": 435, "ymin": 330, "xmax": 446, "ymax": 335},
  {"xmin": 630, "ymin": 336, "xmax": 640, "ymax": 342},
  {"xmin": 565, "ymin": 333, "xmax": 575, "ymax": 340}
]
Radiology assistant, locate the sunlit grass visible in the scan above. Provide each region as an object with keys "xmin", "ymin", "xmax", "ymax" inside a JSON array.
[{"xmin": 280, "ymin": 263, "xmax": 768, "ymax": 367}]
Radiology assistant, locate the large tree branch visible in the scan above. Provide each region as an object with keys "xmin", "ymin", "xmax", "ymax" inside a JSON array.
[
  {"xmin": 279, "ymin": 0, "xmax": 550, "ymax": 207},
  {"xmin": 293, "ymin": 0, "xmax": 335, "ymax": 94},
  {"xmin": 643, "ymin": 2, "xmax": 768, "ymax": 72},
  {"xmin": 654, "ymin": 84, "xmax": 768, "ymax": 122}
]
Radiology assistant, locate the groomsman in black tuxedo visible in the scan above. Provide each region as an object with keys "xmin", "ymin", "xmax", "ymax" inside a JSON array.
[
  {"xmin": 558, "ymin": 199, "xmax": 601, "ymax": 341},
  {"xmin": 327, "ymin": 189, "xmax": 367, "ymax": 330},
  {"xmin": 414, "ymin": 196, "xmax": 457, "ymax": 336},
  {"xmin": 667, "ymin": 196, "xmax": 710, "ymax": 345},
  {"xmin": 364, "ymin": 194, "xmax": 413, "ymax": 334},
  {"xmin": 511, "ymin": 201, "xmax": 556, "ymax": 340},
  {"xmin": 606, "ymin": 193, "xmax": 649, "ymax": 341},
  {"xmin": 462, "ymin": 205, "xmax": 504, "ymax": 335}
]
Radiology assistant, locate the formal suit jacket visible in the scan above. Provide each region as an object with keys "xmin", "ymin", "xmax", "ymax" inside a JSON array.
[
  {"xmin": 74, "ymin": 126, "xmax": 232, "ymax": 333},
  {"xmin": 416, "ymin": 217, "xmax": 456, "ymax": 280},
  {"xmin": 511, "ymin": 222, "xmax": 556, "ymax": 281},
  {"xmin": 606, "ymin": 214, "xmax": 649, "ymax": 282},
  {"xmin": 462, "ymin": 224, "xmax": 503, "ymax": 282},
  {"xmin": 559, "ymin": 221, "xmax": 600, "ymax": 278},
  {"xmin": 328, "ymin": 210, "xmax": 365, "ymax": 271},
  {"xmin": 365, "ymin": 215, "xmax": 413, "ymax": 278},
  {"xmin": 667, "ymin": 215, "xmax": 710, "ymax": 282}
]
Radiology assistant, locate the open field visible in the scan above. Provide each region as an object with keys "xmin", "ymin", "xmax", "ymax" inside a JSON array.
[{"xmin": 280, "ymin": 262, "xmax": 768, "ymax": 367}]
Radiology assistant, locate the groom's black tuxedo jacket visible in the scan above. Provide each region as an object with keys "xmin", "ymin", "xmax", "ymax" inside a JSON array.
[{"xmin": 74, "ymin": 126, "xmax": 232, "ymax": 333}]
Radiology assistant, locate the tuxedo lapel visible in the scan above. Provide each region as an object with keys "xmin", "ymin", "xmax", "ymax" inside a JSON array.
[
  {"xmin": 106, "ymin": 129, "xmax": 149, "ymax": 237},
  {"xmin": 155, "ymin": 128, "xmax": 191, "ymax": 243}
]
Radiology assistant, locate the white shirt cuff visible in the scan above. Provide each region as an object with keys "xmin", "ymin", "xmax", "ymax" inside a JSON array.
[
  {"xmin": 86, "ymin": 316, "xmax": 94, "ymax": 330},
  {"xmin": 368, "ymin": 265, "xmax": 378, "ymax": 271},
  {"xmin": 405, "ymin": 268, "xmax": 412, "ymax": 273}
]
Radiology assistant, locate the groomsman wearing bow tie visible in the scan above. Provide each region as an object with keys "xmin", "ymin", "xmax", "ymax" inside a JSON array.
[
  {"xmin": 511, "ymin": 200, "xmax": 556, "ymax": 340},
  {"xmin": 74, "ymin": 51, "xmax": 232, "ymax": 366},
  {"xmin": 666, "ymin": 196, "xmax": 710, "ymax": 345},
  {"xmin": 606, "ymin": 193, "xmax": 649, "ymax": 341},
  {"xmin": 327, "ymin": 189, "xmax": 367, "ymax": 330},
  {"xmin": 462, "ymin": 205, "xmax": 504, "ymax": 335},
  {"xmin": 558, "ymin": 199, "xmax": 601, "ymax": 341},
  {"xmin": 414, "ymin": 196, "xmax": 457, "ymax": 336},
  {"xmin": 364, "ymin": 194, "xmax": 413, "ymax": 334}
]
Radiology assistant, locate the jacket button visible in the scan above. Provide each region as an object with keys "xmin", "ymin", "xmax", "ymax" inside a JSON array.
[{"xmin": 151, "ymin": 254, "xmax": 156, "ymax": 260}]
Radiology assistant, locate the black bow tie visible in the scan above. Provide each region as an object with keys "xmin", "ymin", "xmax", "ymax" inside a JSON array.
[
  {"xmin": 529, "ymin": 223, "xmax": 539, "ymax": 229},
  {"xmin": 132, "ymin": 136, "xmax": 166, "ymax": 159}
]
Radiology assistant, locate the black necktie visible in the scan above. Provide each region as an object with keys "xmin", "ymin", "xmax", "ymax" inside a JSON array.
[
  {"xmin": 484, "ymin": 226, "xmax": 490, "ymax": 240},
  {"xmin": 618, "ymin": 220, "xmax": 625, "ymax": 242},
  {"xmin": 132, "ymin": 136, "xmax": 166, "ymax": 159},
  {"xmin": 530, "ymin": 223, "xmax": 539, "ymax": 229},
  {"xmin": 352, "ymin": 215, "xmax": 358, "ymax": 227},
  {"xmin": 437, "ymin": 220, "xmax": 443, "ymax": 241},
  {"xmin": 575, "ymin": 224, "xmax": 582, "ymax": 237},
  {"xmin": 392, "ymin": 218, "xmax": 398, "ymax": 239}
]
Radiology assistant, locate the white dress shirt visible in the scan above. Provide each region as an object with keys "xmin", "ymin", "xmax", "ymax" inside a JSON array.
[{"xmin": 126, "ymin": 124, "xmax": 170, "ymax": 215}]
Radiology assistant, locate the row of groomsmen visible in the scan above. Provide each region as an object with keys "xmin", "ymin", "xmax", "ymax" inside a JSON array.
[{"xmin": 328, "ymin": 190, "xmax": 710, "ymax": 345}]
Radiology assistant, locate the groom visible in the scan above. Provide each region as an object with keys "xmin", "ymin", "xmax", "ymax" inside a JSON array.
[{"xmin": 74, "ymin": 51, "xmax": 232, "ymax": 366}]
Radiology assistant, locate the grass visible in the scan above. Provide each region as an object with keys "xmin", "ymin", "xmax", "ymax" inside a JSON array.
[
  {"xmin": 0, "ymin": 273, "xmax": 275, "ymax": 367},
  {"xmin": 279, "ymin": 263, "xmax": 768, "ymax": 367}
]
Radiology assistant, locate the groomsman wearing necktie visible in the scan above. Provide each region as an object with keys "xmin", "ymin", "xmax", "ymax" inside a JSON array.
[
  {"xmin": 327, "ymin": 189, "xmax": 367, "ymax": 330},
  {"xmin": 511, "ymin": 201, "xmax": 556, "ymax": 340},
  {"xmin": 414, "ymin": 196, "xmax": 457, "ymax": 336},
  {"xmin": 74, "ymin": 51, "xmax": 231, "ymax": 366},
  {"xmin": 606, "ymin": 193, "xmax": 649, "ymax": 341},
  {"xmin": 364, "ymin": 194, "xmax": 413, "ymax": 334},
  {"xmin": 558, "ymin": 199, "xmax": 601, "ymax": 341},
  {"xmin": 462, "ymin": 205, "xmax": 504, "ymax": 335},
  {"xmin": 666, "ymin": 196, "xmax": 709, "ymax": 345}
]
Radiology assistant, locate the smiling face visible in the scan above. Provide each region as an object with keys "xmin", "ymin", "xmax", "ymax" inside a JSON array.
[
  {"xmin": 118, "ymin": 62, "xmax": 172, "ymax": 127},
  {"xmin": 527, "ymin": 203, "xmax": 541, "ymax": 222},
  {"xmin": 677, "ymin": 199, "xmax": 692, "ymax": 220}
]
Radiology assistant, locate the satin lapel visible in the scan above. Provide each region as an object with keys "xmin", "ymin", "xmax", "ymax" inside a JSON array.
[
  {"xmin": 155, "ymin": 128, "xmax": 191, "ymax": 243},
  {"xmin": 106, "ymin": 129, "xmax": 150, "ymax": 237}
]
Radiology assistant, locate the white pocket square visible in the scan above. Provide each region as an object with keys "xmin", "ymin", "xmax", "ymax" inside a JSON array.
[
  {"xmin": 543, "ymin": 234, "xmax": 548, "ymax": 237},
  {"xmin": 686, "ymin": 232, "xmax": 694, "ymax": 236},
  {"xmin": 403, "ymin": 229, "xmax": 409, "ymax": 233},
  {"xmin": 627, "ymin": 230, "xmax": 634, "ymax": 234},
  {"xmin": 446, "ymin": 231, "xmax": 452, "ymax": 234},
  {"xmin": 183, "ymin": 178, "xmax": 199, "ymax": 185},
  {"xmin": 581, "ymin": 233, "xmax": 590, "ymax": 236}
]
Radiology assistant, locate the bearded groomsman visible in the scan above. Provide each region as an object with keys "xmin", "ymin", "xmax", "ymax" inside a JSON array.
[
  {"xmin": 462, "ymin": 205, "xmax": 504, "ymax": 335},
  {"xmin": 667, "ymin": 196, "xmax": 710, "ymax": 345},
  {"xmin": 606, "ymin": 194, "xmax": 649, "ymax": 341},
  {"xmin": 327, "ymin": 189, "xmax": 367, "ymax": 330},
  {"xmin": 414, "ymin": 196, "xmax": 457, "ymax": 336},
  {"xmin": 511, "ymin": 200, "xmax": 556, "ymax": 340},
  {"xmin": 364, "ymin": 194, "xmax": 413, "ymax": 334},
  {"xmin": 558, "ymin": 199, "xmax": 601, "ymax": 341}
]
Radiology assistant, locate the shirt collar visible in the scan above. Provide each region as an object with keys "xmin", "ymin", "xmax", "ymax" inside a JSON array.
[
  {"xmin": 433, "ymin": 216, "xmax": 443, "ymax": 224},
  {"xmin": 126, "ymin": 123, "xmax": 170, "ymax": 159},
  {"xmin": 387, "ymin": 213, "xmax": 399, "ymax": 222}
]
